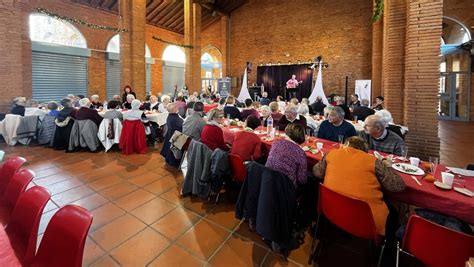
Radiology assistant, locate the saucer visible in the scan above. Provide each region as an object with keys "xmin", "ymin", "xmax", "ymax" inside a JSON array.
[{"xmin": 434, "ymin": 181, "xmax": 452, "ymax": 190}]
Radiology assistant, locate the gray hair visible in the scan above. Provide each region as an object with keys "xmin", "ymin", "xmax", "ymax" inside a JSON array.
[
  {"xmin": 301, "ymin": 98, "xmax": 310, "ymax": 105},
  {"xmin": 207, "ymin": 108, "xmax": 224, "ymax": 121},
  {"xmin": 162, "ymin": 95, "xmax": 171, "ymax": 103},
  {"xmin": 126, "ymin": 94, "xmax": 135, "ymax": 102},
  {"xmin": 361, "ymin": 99, "xmax": 370, "ymax": 107},
  {"xmin": 375, "ymin": 110, "xmax": 393, "ymax": 126},
  {"xmin": 47, "ymin": 101, "xmax": 58, "ymax": 110},
  {"xmin": 285, "ymin": 104, "xmax": 298, "ymax": 114},
  {"xmin": 370, "ymin": 115, "xmax": 387, "ymax": 129},
  {"xmin": 260, "ymin": 105, "xmax": 271, "ymax": 113},
  {"xmin": 297, "ymin": 104, "xmax": 310, "ymax": 115},
  {"xmin": 90, "ymin": 94, "xmax": 99, "ymax": 101},
  {"xmin": 79, "ymin": 98, "xmax": 90, "ymax": 107},
  {"xmin": 329, "ymin": 106, "xmax": 345, "ymax": 118}
]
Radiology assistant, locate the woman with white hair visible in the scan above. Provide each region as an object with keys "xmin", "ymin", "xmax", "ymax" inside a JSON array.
[
  {"xmin": 74, "ymin": 98, "xmax": 103, "ymax": 126},
  {"xmin": 200, "ymin": 108, "xmax": 229, "ymax": 151},
  {"xmin": 122, "ymin": 94, "xmax": 135, "ymax": 109},
  {"xmin": 260, "ymin": 105, "xmax": 271, "ymax": 126},
  {"xmin": 123, "ymin": 100, "xmax": 145, "ymax": 121},
  {"xmin": 89, "ymin": 95, "xmax": 103, "ymax": 109},
  {"xmin": 375, "ymin": 110, "xmax": 404, "ymax": 139},
  {"xmin": 10, "ymin": 97, "xmax": 27, "ymax": 116},
  {"xmin": 297, "ymin": 104, "xmax": 318, "ymax": 133},
  {"xmin": 158, "ymin": 95, "xmax": 171, "ymax": 113}
]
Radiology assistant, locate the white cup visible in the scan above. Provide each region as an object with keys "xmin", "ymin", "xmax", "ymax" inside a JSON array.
[
  {"xmin": 316, "ymin": 142, "xmax": 323, "ymax": 150},
  {"xmin": 441, "ymin": 172, "xmax": 454, "ymax": 187},
  {"xmin": 409, "ymin": 157, "xmax": 420, "ymax": 167}
]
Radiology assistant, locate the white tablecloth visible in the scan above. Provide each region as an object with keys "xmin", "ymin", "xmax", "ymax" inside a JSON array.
[{"xmin": 98, "ymin": 110, "xmax": 169, "ymax": 126}]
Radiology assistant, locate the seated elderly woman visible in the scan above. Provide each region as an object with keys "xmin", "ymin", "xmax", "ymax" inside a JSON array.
[
  {"xmin": 297, "ymin": 104, "xmax": 318, "ymax": 133},
  {"xmin": 112, "ymin": 95, "xmax": 122, "ymax": 106},
  {"xmin": 317, "ymin": 106, "xmax": 356, "ymax": 142},
  {"xmin": 57, "ymin": 98, "xmax": 76, "ymax": 122},
  {"xmin": 47, "ymin": 101, "xmax": 60, "ymax": 118},
  {"xmin": 74, "ymin": 98, "xmax": 103, "ymax": 126},
  {"xmin": 160, "ymin": 103, "xmax": 183, "ymax": 166},
  {"xmin": 278, "ymin": 104, "xmax": 307, "ymax": 131},
  {"xmin": 265, "ymin": 123, "xmax": 307, "ymax": 187},
  {"xmin": 269, "ymin": 102, "xmax": 283, "ymax": 123},
  {"xmin": 260, "ymin": 105, "xmax": 271, "ymax": 126},
  {"xmin": 142, "ymin": 95, "xmax": 159, "ymax": 111},
  {"xmin": 122, "ymin": 94, "xmax": 135, "ymax": 110},
  {"xmin": 158, "ymin": 95, "xmax": 171, "ymax": 113},
  {"xmin": 240, "ymin": 99, "xmax": 260, "ymax": 120},
  {"xmin": 103, "ymin": 100, "xmax": 123, "ymax": 120},
  {"xmin": 201, "ymin": 108, "xmax": 229, "ymax": 151},
  {"xmin": 123, "ymin": 99, "xmax": 145, "ymax": 121},
  {"xmin": 223, "ymin": 95, "xmax": 241, "ymax": 120},
  {"xmin": 89, "ymin": 95, "xmax": 103, "ymax": 109},
  {"xmin": 230, "ymin": 115, "xmax": 262, "ymax": 162},
  {"xmin": 276, "ymin": 96, "xmax": 286, "ymax": 113},
  {"xmin": 10, "ymin": 97, "xmax": 27, "ymax": 116},
  {"xmin": 312, "ymin": 136, "xmax": 406, "ymax": 236}
]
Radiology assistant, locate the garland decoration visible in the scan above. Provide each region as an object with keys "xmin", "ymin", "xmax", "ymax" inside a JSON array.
[
  {"xmin": 35, "ymin": 8, "xmax": 128, "ymax": 33},
  {"xmin": 371, "ymin": 0, "xmax": 384, "ymax": 23},
  {"xmin": 152, "ymin": 36, "xmax": 193, "ymax": 49}
]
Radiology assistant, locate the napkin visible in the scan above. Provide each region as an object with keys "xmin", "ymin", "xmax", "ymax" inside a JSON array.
[{"xmin": 446, "ymin": 167, "xmax": 474, "ymax": 177}]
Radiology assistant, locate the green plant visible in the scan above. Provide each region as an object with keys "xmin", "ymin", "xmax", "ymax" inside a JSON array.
[{"xmin": 372, "ymin": 0, "xmax": 384, "ymax": 23}]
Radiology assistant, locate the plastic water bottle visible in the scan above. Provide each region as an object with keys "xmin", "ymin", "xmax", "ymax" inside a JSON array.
[
  {"xmin": 267, "ymin": 116, "xmax": 273, "ymax": 136},
  {"xmin": 103, "ymin": 101, "xmax": 108, "ymax": 110}
]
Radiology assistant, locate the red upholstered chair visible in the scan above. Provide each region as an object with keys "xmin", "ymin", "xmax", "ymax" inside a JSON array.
[
  {"xmin": 402, "ymin": 215, "xmax": 474, "ymax": 267},
  {"xmin": 228, "ymin": 154, "xmax": 247, "ymax": 183},
  {"xmin": 308, "ymin": 184, "xmax": 384, "ymax": 265},
  {"xmin": 0, "ymin": 169, "xmax": 34, "ymax": 225},
  {"xmin": 119, "ymin": 120, "xmax": 147, "ymax": 155},
  {"xmin": 5, "ymin": 186, "xmax": 51, "ymax": 265},
  {"xmin": 31, "ymin": 205, "xmax": 93, "ymax": 267},
  {"xmin": 0, "ymin": 156, "xmax": 27, "ymax": 195}
]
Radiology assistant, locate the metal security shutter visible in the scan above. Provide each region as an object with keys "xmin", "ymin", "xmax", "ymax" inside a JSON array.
[
  {"xmin": 32, "ymin": 51, "xmax": 88, "ymax": 102},
  {"xmin": 106, "ymin": 59, "xmax": 121, "ymax": 100},
  {"xmin": 162, "ymin": 61, "xmax": 185, "ymax": 96},
  {"xmin": 146, "ymin": 63, "xmax": 152, "ymax": 95}
]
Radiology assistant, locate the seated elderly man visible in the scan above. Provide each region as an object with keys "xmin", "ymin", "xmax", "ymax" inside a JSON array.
[
  {"xmin": 103, "ymin": 100, "xmax": 123, "ymax": 120},
  {"xmin": 317, "ymin": 106, "xmax": 356, "ymax": 142},
  {"xmin": 277, "ymin": 103, "xmax": 307, "ymax": 131},
  {"xmin": 360, "ymin": 115, "xmax": 406, "ymax": 156},
  {"xmin": 375, "ymin": 110, "xmax": 404, "ymax": 139},
  {"xmin": 260, "ymin": 92, "xmax": 271, "ymax": 106},
  {"xmin": 297, "ymin": 104, "xmax": 318, "ymax": 133},
  {"xmin": 183, "ymin": 101, "xmax": 206, "ymax": 141},
  {"xmin": 310, "ymin": 96, "xmax": 327, "ymax": 116},
  {"xmin": 47, "ymin": 101, "xmax": 60, "ymax": 118},
  {"xmin": 112, "ymin": 95, "xmax": 122, "ymax": 105},
  {"xmin": 75, "ymin": 98, "xmax": 103, "ymax": 126},
  {"xmin": 160, "ymin": 103, "xmax": 184, "ymax": 166},
  {"xmin": 352, "ymin": 99, "xmax": 375, "ymax": 122},
  {"xmin": 90, "ymin": 95, "xmax": 103, "ymax": 109}
]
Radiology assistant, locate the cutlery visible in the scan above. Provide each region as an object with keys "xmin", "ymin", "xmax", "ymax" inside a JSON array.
[{"xmin": 411, "ymin": 175, "xmax": 422, "ymax": 186}]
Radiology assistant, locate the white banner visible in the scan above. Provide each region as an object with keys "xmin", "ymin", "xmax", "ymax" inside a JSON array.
[
  {"xmin": 308, "ymin": 63, "xmax": 329, "ymax": 105},
  {"xmin": 355, "ymin": 80, "xmax": 372, "ymax": 106},
  {"xmin": 237, "ymin": 68, "xmax": 251, "ymax": 102}
]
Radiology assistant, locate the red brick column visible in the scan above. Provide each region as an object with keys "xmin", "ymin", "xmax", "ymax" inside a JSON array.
[
  {"xmin": 184, "ymin": 0, "xmax": 202, "ymax": 94},
  {"xmin": 220, "ymin": 16, "xmax": 230, "ymax": 77},
  {"xmin": 371, "ymin": 0, "xmax": 383, "ymax": 101},
  {"xmin": 404, "ymin": 0, "xmax": 443, "ymax": 159},
  {"xmin": 382, "ymin": 0, "xmax": 407, "ymax": 124},
  {"xmin": 120, "ymin": 0, "xmax": 146, "ymax": 99}
]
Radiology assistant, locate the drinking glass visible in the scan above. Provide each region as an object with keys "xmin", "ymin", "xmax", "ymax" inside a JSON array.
[
  {"xmin": 338, "ymin": 135, "xmax": 344, "ymax": 147},
  {"xmin": 353, "ymin": 115, "xmax": 358, "ymax": 124},
  {"xmin": 400, "ymin": 147, "xmax": 408, "ymax": 161},
  {"xmin": 429, "ymin": 156, "xmax": 439, "ymax": 175}
]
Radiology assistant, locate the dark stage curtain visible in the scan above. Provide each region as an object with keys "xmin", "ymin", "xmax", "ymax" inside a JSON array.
[{"xmin": 256, "ymin": 64, "xmax": 313, "ymax": 100}]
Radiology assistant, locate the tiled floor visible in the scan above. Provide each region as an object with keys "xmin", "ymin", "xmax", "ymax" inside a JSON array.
[{"xmin": 1, "ymin": 121, "xmax": 471, "ymax": 266}]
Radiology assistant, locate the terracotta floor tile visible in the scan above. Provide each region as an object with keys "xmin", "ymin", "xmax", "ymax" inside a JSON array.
[
  {"xmin": 79, "ymin": 168, "xmax": 119, "ymax": 183},
  {"xmin": 262, "ymin": 253, "xmax": 302, "ymax": 267},
  {"xmin": 143, "ymin": 176, "xmax": 178, "ymax": 196},
  {"xmin": 27, "ymin": 161, "xmax": 56, "ymax": 172},
  {"xmin": 33, "ymin": 166, "xmax": 62, "ymax": 179},
  {"xmin": 160, "ymin": 188, "xmax": 187, "ymax": 205},
  {"xmin": 204, "ymin": 204, "xmax": 241, "ymax": 231},
  {"xmin": 90, "ymin": 203, "xmax": 126, "ymax": 231},
  {"xmin": 182, "ymin": 197, "xmax": 217, "ymax": 216},
  {"xmin": 83, "ymin": 237, "xmax": 106, "ymax": 266},
  {"xmin": 90, "ymin": 214, "xmax": 146, "ymax": 251},
  {"xmin": 99, "ymin": 182, "xmax": 138, "ymax": 201},
  {"xmin": 151, "ymin": 207, "xmax": 201, "ymax": 240},
  {"xmin": 110, "ymin": 227, "xmax": 170, "ymax": 267},
  {"xmin": 130, "ymin": 197, "xmax": 176, "ymax": 225},
  {"xmin": 35, "ymin": 173, "xmax": 74, "ymax": 187},
  {"xmin": 88, "ymin": 175, "xmax": 123, "ymax": 191},
  {"xmin": 208, "ymin": 234, "xmax": 268, "ymax": 267},
  {"xmin": 46, "ymin": 177, "xmax": 83, "ymax": 195},
  {"xmin": 148, "ymin": 244, "xmax": 205, "ymax": 267},
  {"xmin": 72, "ymin": 193, "xmax": 109, "ymax": 211},
  {"xmin": 113, "ymin": 189, "xmax": 156, "ymax": 211},
  {"xmin": 89, "ymin": 255, "xmax": 121, "ymax": 267},
  {"xmin": 51, "ymin": 185, "xmax": 94, "ymax": 206},
  {"xmin": 177, "ymin": 220, "xmax": 231, "ymax": 260},
  {"xmin": 118, "ymin": 165, "xmax": 149, "ymax": 179},
  {"xmin": 287, "ymin": 232, "xmax": 313, "ymax": 266},
  {"xmin": 126, "ymin": 171, "xmax": 162, "ymax": 187},
  {"xmin": 234, "ymin": 222, "xmax": 268, "ymax": 248}
]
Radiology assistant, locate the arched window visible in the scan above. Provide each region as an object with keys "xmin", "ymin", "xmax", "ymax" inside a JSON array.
[
  {"xmin": 106, "ymin": 34, "xmax": 120, "ymax": 53},
  {"xmin": 442, "ymin": 17, "xmax": 471, "ymax": 45},
  {"xmin": 29, "ymin": 13, "xmax": 87, "ymax": 48},
  {"xmin": 162, "ymin": 45, "xmax": 186, "ymax": 63},
  {"xmin": 201, "ymin": 52, "xmax": 214, "ymax": 64}
]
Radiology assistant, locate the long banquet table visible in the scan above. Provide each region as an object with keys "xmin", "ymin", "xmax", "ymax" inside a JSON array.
[
  {"xmin": 98, "ymin": 110, "xmax": 168, "ymax": 126},
  {"xmin": 222, "ymin": 126, "xmax": 474, "ymax": 225}
]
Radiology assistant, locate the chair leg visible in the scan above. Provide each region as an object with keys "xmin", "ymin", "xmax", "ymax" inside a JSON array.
[
  {"xmin": 308, "ymin": 213, "xmax": 322, "ymax": 265},
  {"xmin": 377, "ymin": 240, "xmax": 386, "ymax": 267}
]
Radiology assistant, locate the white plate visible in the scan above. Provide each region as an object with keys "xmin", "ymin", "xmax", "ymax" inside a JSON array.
[
  {"xmin": 254, "ymin": 130, "xmax": 267, "ymax": 135},
  {"xmin": 454, "ymin": 187, "xmax": 473, "ymax": 197},
  {"xmin": 392, "ymin": 163, "xmax": 425, "ymax": 176},
  {"xmin": 434, "ymin": 181, "xmax": 452, "ymax": 190}
]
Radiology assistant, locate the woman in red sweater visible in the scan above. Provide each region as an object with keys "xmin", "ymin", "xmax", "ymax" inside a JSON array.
[
  {"xmin": 230, "ymin": 115, "xmax": 262, "ymax": 161},
  {"xmin": 200, "ymin": 108, "xmax": 230, "ymax": 151}
]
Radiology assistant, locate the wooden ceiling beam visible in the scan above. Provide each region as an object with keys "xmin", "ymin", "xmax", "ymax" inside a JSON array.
[
  {"xmin": 146, "ymin": 1, "xmax": 166, "ymax": 21},
  {"xmin": 163, "ymin": 5, "xmax": 184, "ymax": 28},
  {"xmin": 149, "ymin": 2, "xmax": 176, "ymax": 24},
  {"xmin": 155, "ymin": 3, "xmax": 182, "ymax": 25}
]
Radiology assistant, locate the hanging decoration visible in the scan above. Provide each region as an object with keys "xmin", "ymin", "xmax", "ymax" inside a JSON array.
[
  {"xmin": 152, "ymin": 36, "xmax": 193, "ymax": 49},
  {"xmin": 35, "ymin": 8, "xmax": 128, "ymax": 33},
  {"xmin": 371, "ymin": 0, "xmax": 384, "ymax": 23}
]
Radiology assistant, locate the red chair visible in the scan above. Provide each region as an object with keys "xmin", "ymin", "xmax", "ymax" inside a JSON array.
[
  {"xmin": 0, "ymin": 169, "xmax": 34, "ymax": 225},
  {"xmin": 5, "ymin": 186, "xmax": 51, "ymax": 264},
  {"xmin": 402, "ymin": 215, "xmax": 474, "ymax": 267},
  {"xmin": 308, "ymin": 184, "xmax": 384, "ymax": 265},
  {"xmin": 228, "ymin": 154, "xmax": 247, "ymax": 183},
  {"xmin": 31, "ymin": 205, "xmax": 93, "ymax": 267},
  {"xmin": 0, "ymin": 156, "xmax": 27, "ymax": 195},
  {"xmin": 119, "ymin": 120, "xmax": 147, "ymax": 155}
]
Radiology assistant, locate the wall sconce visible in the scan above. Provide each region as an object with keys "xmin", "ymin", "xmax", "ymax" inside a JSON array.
[{"xmin": 284, "ymin": 52, "xmax": 290, "ymax": 57}]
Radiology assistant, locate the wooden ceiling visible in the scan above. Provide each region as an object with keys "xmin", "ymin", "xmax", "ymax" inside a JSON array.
[{"xmin": 73, "ymin": 0, "xmax": 246, "ymax": 34}]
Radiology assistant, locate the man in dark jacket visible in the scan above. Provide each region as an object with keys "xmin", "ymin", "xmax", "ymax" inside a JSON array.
[
  {"xmin": 310, "ymin": 96, "xmax": 327, "ymax": 115},
  {"xmin": 352, "ymin": 99, "xmax": 375, "ymax": 122},
  {"xmin": 160, "ymin": 103, "xmax": 183, "ymax": 167}
]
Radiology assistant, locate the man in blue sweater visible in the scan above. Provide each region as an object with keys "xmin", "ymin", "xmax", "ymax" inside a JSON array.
[{"xmin": 317, "ymin": 106, "xmax": 356, "ymax": 142}]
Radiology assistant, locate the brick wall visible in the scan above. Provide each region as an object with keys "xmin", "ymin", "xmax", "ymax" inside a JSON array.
[{"xmin": 228, "ymin": 0, "xmax": 373, "ymax": 98}]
